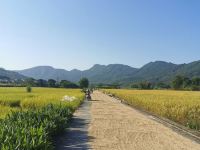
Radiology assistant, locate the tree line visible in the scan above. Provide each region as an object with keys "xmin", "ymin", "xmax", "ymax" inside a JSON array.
[
  {"xmin": 172, "ymin": 75, "xmax": 200, "ymax": 91},
  {"xmin": 0, "ymin": 77, "xmax": 90, "ymax": 89},
  {"xmin": 24, "ymin": 78, "xmax": 78, "ymax": 88},
  {"xmin": 130, "ymin": 76, "xmax": 200, "ymax": 91},
  {"xmin": 24, "ymin": 77, "xmax": 89, "ymax": 89}
]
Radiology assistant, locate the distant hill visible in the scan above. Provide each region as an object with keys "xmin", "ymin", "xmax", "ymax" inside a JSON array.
[
  {"xmin": 17, "ymin": 66, "xmax": 75, "ymax": 81},
  {"xmin": 17, "ymin": 64, "xmax": 138, "ymax": 84},
  {"xmin": 82, "ymin": 64, "xmax": 138, "ymax": 84},
  {"xmin": 127, "ymin": 61, "xmax": 180, "ymax": 83},
  {"xmin": 16, "ymin": 60, "xmax": 200, "ymax": 85},
  {"xmin": 175, "ymin": 61, "xmax": 200, "ymax": 77},
  {"xmin": 0, "ymin": 68, "xmax": 26, "ymax": 80}
]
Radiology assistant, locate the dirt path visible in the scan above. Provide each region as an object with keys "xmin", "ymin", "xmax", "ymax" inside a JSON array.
[{"xmin": 89, "ymin": 91, "xmax": 200, "ymax": 150}]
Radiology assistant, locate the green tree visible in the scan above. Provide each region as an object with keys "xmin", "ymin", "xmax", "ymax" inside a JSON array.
[
  {"xmin": 191, "ymin": 85, "xmax": 200, "ymax": 91},
  {"xmin": 25, "ymin": 78, "xmax": 36, "ymax": 86},
  {"xmin": 60, "ymin": 80, "xmax": 79, "ymax": 88},
  {"xmin": 48, "ymin": 79, "xmax": 56, "ymax": 87},
  {"xmin": 139, "ymin": 81, "xmax": 152, "ymax": 89},
  {"xmin": 37, "ymin": 79, "xmax": 47, "ymax": 87},
  {"xmin": 26, "ymin": 85, "xmax": 32, "ymax": 93},
  {"xmin": 156, "ymin": 82, "xmax": 170, "ymax": 89},
  {"xmin": 183, "ymin": 77, "xmax": 192, "ymax": 88},
  {"xmin": 172, "ymin": 75, "xmax": 184, "ymax": 90},
  {"xmin": 191, "ymin": 77, "xmax": 200, "ymax": 91},
  {"xmin": 79, "ymin": 78, "xmax": 89, "ymax": 88},
  {"xmin": 131, "ymin": 83, "xmax": 139, "ymax": 89},
  {"xmin": 192, "ymin": 77, "xmax": 200, "ymax": 86}
]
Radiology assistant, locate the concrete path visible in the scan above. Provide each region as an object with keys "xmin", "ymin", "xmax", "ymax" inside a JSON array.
[
  {"xmin": 88, "ymin": 91, "xmax": 200, "ymax": 150},
  {"xmin": 56, "ymin": 91, "xmax": 200, "ymax": 150},
  {"xmin": 55, "ymin": 100, "xmax": 92, "ymax": 150}
]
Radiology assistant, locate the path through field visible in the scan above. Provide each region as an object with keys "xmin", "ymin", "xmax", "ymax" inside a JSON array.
[
  {"xmin": 56, "ymin": 91, "xmax": 200, "ymax": 150},
  {"xmin": 88, "ymin": 91, "xmax": 200, "ymax": 150},
  {"xmin": 55, "ymin": 100, "xmax": 92, "ymax": 150}
]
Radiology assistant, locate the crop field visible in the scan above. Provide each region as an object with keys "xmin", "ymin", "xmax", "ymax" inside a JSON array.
[
  {"xmin": 103, "ymin": 89, "xmax": 200, "ymax": 131},
  {"xmin": 0, "ymin": 87, "xmax": 84, "ymax": 149},
  {"xmin": 0, "ymin": 87, "xmax": 84, "ymax": 118}
]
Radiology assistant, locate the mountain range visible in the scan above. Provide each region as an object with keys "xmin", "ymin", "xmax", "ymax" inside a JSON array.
[
  {"xmin": 1, "ymin": 60, "xmax": 200, "ymax": 85},
  {"xmin": 17, "ymin": 64, "xmax": 138, "ymax": 84},
  {"xmin": 0, "ymin": 68, "xmax": 26, "ymax": 80}
]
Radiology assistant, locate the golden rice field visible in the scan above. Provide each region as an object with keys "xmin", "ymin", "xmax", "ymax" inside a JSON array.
[
  {"xmin": 103, "ymin": 89, "xmax": 200, "ymax": 131},
  {"xmin": 0, "ymin": 87, "xmax": 84, "ymax": 118}
]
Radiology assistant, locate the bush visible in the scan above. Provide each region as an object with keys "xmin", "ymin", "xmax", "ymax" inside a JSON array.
[
  {"xmin": 26, "ymin": 86, "xmax": 32, "ymax": 93},
  {"xmin": 131, "ymin": 83, "xmax": 139, "ymax": 89},
  {"xmin": 0, "ymin": 104, "xmax": 73, "ymax": 150},
  {"xmin": 79, "ymin": 78, "xmax": 89, "ymax": 88},
  {"xmin": 139, "ymin": 81, "xmax": 152, "ymax": 89},
  {"xmin": 191, "ymin": 85, "xmax": 200, "ymax": 91},
  {"xmin": 172, "ymin": 75, "xmax": 184, "ymax": 90},
  {"xmin": 60, "ymin": 80, "xmax": 79, "ymax": 88}
]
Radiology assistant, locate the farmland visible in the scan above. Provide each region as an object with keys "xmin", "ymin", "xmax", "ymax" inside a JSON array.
[
  {"xmin": 103, "ymin": 89, "xmax": 200, "ymax": 131},
  {"xmin": 0, "ymin": 87, "xmax": 84, "ymax": 149},
  {"xmin": 0, "ymin": 87, "xmax": 84, "ymax": 117}
]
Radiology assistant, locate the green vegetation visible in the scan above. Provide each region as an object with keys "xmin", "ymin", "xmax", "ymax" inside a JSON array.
[
  {"xmin": 95, "ymin": 83, "xmax": 120, "ymax": 89},
  {"xmin": 47, "ymin": 79, "xmax": 56, "ymax": 87},
  {"xmin": 129, "ymin": 75, "xmax": 200, "ymax": 91},
  {"xmin": 103, "ymin": 89, "xmax": 200, "ymax": 131},
  {"xmin": 0, "ymin": 87, "xmax": 84, "ymax": 149},
  {"xmin": 172, "ymin": 75, "xmax": 200, "ymax": 90},
  {"xmin": 26, "ymin": 86, "xmax": 32, "ymax": 93},
  {"xmin": 0, "ymin": 104, "xmax": 73, "ymax": 150},
  {"xmin": 79, "ymin": 78, "xmax": 89, "ymax": 88},
  {"xmin": 60, "ymin": 80, "xmax": 79, "ymax": 88},
  {"xmin": 22, "ymin": 78, "xmax": 80, "ymax": 89},
  {"xmin": 0, "ymin": 106, "xmax": 19, "ymax": 119},
  {"xmin": 138, "ymin": 81, "xmax": 152, "ymax": 89}
]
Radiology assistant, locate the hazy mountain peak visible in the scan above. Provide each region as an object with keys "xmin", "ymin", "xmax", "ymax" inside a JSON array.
[
  {"xmin": 0, "ymin": 68, "xmax": 26, "ymax": 80},
  {"xmin": 70, "ymin": 69, "xmax": 81, "ymax": 72},
  {"xmin": 142, "ymin": 61, "xmax": 177, "ymax": 68},
  {"xmin": 89, "ymin": 64, "xmax": 106, "ymax": 71},
  {"xmin": 92, "ymin": 64, "xmax": 106, "ymax": 68},
  {"xmin": 31, "ymin": 66, "xmax": 55, "ymax": 69},
  {"xmin": 0, "ymin": 68, "xmax": 5, "ymax": 70}
]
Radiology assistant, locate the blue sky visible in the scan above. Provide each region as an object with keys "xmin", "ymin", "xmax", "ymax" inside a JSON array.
[{"xmin": 0, "ymin": 0, "xmax": 200, "ymax": 70}]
